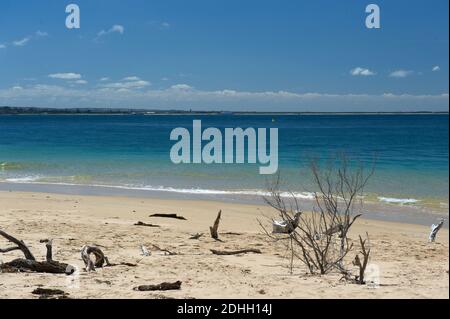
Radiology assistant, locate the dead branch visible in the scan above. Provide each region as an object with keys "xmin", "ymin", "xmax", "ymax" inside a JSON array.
[
  {"xmin": 210, "ymin": 249, "xmax": 262, "ymax": 255},
  {"xmin": 134, "ymin": 221, "xmax": 160, "ymax": 228},
  {"xmin": 210, "ymin": 210, "xmax": 222, "ymax": 240},
  {"xmin": 0, "ymin": 246, "xmax": 21, "ymax": 253},
  {"xmin": 106, "ymin": 261, "xmax": 138, "ymax": 267},
  {"xmin": 150, "ymin": 244, "xmax": 177, "ymax": 256},
  {"xmin": 0, "ymin": 230, "xmax": 74, "ymax": 274},
  {"xmin": 134, "ymin": 281, "xmax": 182, "ymax": 291},
  {"xmin": 149, "ymin": 213, "xmax": 187, "ymax": 220},
  {"xmin": 0, "ymin": 229, "xmax": 36, "ymax": 260},
  {"xmin": 189, "ymin": 233, "xmax": 204, "ymax": 240},
  {"xmin": 352, "ymin": 233, "xmax": 371, "ymax": 284}
]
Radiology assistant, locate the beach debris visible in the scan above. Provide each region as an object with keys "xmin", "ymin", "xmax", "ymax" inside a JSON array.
[
  {"xmin": 150, "ymin": 243, "xmax": 177, "ymax": 256},
  {"xmin": 210, "ymin": 249, "xmax": 262, "ymax": 256},
  {"xmin": 261, "ymin": 155, "xmax": 373, "ymax": 276},
  {"xmin": 81, "ymin": 245, "xmax": 110, "ymax": 271},
  {"xmin": 80, "ymin": 245, "xmax": 137, "ymax": 270},
  {"xmin": 134, "ymin": 221, "xmax": 160, "ymax": 228},
  {"xmin": 134, "ymin": 281, "xmax": 182, "ymax": 291},
  {"xmin": 32, "ymin": 288, "xmax": 70, "ymax": 299},
  {"xmin": 0, "ymin": 230, "xmax": 75, "ymax": 275},
  {"xmin": 149, "ymin": 213, "xmax": 187, "ymax": 220},
  {"xmin": 189, "ymin": 233, "xmax": 204, "ymax": 240},
  {"xmin": 272, "ymin": 212, "xmax": 301, "ymax": 234},
  {"xmin": 140, "ymin": 245, "xmax": 151, "ymax": 256},
  {"xmin": 429, "ymin": 219, "xmax": 445, "ymax": 242},
  {"xmin": 209, "ymin": 210, "xmax": 222, "ymax": 240},
  {"xmin": 352, "ymin": 233, "xmax": 371, "ymax": 285}
]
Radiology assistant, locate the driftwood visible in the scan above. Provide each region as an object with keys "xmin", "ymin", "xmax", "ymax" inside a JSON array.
[
  {"xmin": 106, "ymin": 261, "xmax": 138, "ymax": 267},
  {"xmin": 210, "ymin": 210, "xmax": 222, "ymax": 240},
  {"xmin": 150, "ymin": 244, "xmax": 177, "ymax": 256},
  {"xmin": 32, "ymin": 288, "xmax": 66, "ymax": 296},
  {"xmin": 81, "ymin": 245, "xmax": 110, "ymax": 271},
  {"xmin": 134, "ymin": 221, "xmax": 160, "ymax": 228},
  {"xmin": 134, "ymin": 281, "xmax": 182, "ymax": 291},
  {"xmin": 210, "ymin": 249, "xmax": 262, "ymax": 255},
  {"xmin": 149, "ymin": 213, "xmax": 187, "ymax": 220},
  {"xmin": 352, "ymin": 234, "xmax": 371, "ymax": 284},
  {"xmin": 0, "ymin": 230, "xmax": 74, "ymax": 274},
  {"xmin": 32, "ymin": 288, "xmax": 70, "ymax": 299},
  {"xmin": 272, "ymin": 212, "xmax": 301, "ymax": 234},
  {"xmin": 189, "ymin": 233, "xmax": 204, "ymax": 240},
  {"xmin": 0, "ymin": 229, "xmax": 35, "ymax": 260},
  {"xmin": 429, "ymin": 219, "xmax": 445, "ymax": 242}
]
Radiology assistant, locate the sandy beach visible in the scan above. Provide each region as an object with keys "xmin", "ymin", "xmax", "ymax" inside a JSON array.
[{"xmin": 0, "ymin": 190, "xmax": 448, "ymax": 299}]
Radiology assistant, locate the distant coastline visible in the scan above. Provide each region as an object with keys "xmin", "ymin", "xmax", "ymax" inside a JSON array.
[{"xmin": 0, "ymin": 106, "xmax": 448, "ymax": 116}]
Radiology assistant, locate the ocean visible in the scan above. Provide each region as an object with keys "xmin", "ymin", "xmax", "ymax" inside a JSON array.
[{"xmin": 0, "ymin": 114, "xmax": 448, "ymax": 222}]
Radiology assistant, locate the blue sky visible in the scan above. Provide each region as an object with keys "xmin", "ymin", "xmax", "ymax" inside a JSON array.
[{"xmin": 0, "ymin": 0, "xmax": 448, "ymax": 111}]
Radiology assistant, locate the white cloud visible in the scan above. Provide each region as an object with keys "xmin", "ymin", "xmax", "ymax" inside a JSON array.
[
  {"xmin": 74, "ymin": 80, "xmax": 88, "ymax": 85},
  {"xmin": 350, "ymin": 67, "xmax": 376, "ymax": 76},
  {"xmin": 97, "ymin": 25, "xmax": 125, "ymax": 39},
  {"xmin": 0, "ymin": 44, "xmax": 6, "ymax": 49},
  {"xmin": 389, "ymin": 70, "xmax": 414, "ymax": 78},
  {"xmin": 9, "ymin": 31, "xmax": 48, "ymax": 48},
  {"xmin": 36, "ymin": 31, "xmax": 49, "ymax": 37},
  {"xmin": 13, "ymin": 37, "xmax": 31, "ymax": 47},
  {"xmin": 432, "ymin": 66, "xmax": 441, "ymax": 72},
  {"xmin": 49, "ymin": 73, "xmax": 82, "ymax": 80},
  {"xmin": 161, "ymin": 22, "xmax": 171, "ymax": 29},
  {"xmin": 123, "ymin": 76, "xmax": 141, "ymax": 81},
  {"xmin": 1, "ymin": 83, "xmax": 447, "ymax": 112},
  {"xmin": 100, "ymin": 80, "xmax": 151, "ymax": 89},
  {"xmin": 170, "ymin": 84, "xmax": 193, "ymax": 90},
  {"xmin": 100, "ymin": 77, "xmax": 110, "ymax": 82}
]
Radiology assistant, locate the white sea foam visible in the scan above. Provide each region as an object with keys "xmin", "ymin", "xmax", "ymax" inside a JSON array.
[
  {"xmin": 0, "ymin": 178, "xmax": 315, "ymax": 199},
  {"xmin": 5, "ymin": 176, "xmax": 41, "ymax": 183},
  {"xmin": 0, "ymin": 177, "xmax": 426, "ymax": 206},
  {"xmin": 377, "ymin": 197, "xmax": 420, "ymax": 205}
]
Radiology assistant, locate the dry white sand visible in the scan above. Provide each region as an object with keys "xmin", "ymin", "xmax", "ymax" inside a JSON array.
[{"xmin": 0, "ymin": 191, "xmax": 448, "ymax": 299}]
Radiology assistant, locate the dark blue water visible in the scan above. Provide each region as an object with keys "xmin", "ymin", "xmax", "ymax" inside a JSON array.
[{"xmin": 0, "ymin": 114, "xmax": 448, "ymax": 210}]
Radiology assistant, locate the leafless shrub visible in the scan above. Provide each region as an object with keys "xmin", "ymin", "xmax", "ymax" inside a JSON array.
[{"xmin": 260, "ymin": 154, "xmax": 374, "ymax": 276}]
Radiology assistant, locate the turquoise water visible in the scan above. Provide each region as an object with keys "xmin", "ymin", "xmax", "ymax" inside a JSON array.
[{"xmin": 0, "ymin": 114, "xmax": 448, "ymax": 210}]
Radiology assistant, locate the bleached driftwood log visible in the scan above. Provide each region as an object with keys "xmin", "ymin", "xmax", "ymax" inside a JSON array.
[
  {"xmin": 80, "ymin": 245, "xmax": 110, "ymax": 271},
  {"xmin": 210, "ymin": 210, "xmax": 222, "ymax": 240},
  {"xmin": 272, "ymin": 212, "xmax": 301, "ymax": 234},
  {"xmin": 0, "ymin": 230, "xmax": 74, "ymax": 274},
  {"xmin": 429, "ymin": 219, "xmax": 445, "ymax": 243}
]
